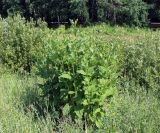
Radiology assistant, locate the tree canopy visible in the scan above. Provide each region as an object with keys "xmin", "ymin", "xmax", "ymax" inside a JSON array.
[{"xmin": 0, "ymin": 0, "xmax": 159, "ymax": 26}]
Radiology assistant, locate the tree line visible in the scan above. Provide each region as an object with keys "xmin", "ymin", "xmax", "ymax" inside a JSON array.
[{"xmin": 0, "ymin": 0, "xmax": 160, "ymax": 27}]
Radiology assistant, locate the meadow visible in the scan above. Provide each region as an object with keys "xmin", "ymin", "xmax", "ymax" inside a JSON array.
[{"xmin": 0, "ymin": 16, "xmax": 160, "ymax": 133}]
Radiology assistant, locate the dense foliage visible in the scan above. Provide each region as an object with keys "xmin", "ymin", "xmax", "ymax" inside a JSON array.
[
  {"xmin": 0, "ymin": 16, "xmax": 160, "ymax": 129},
  {"xmin": 0, "ymin": 65, "xmax": 160, "ymax": 133},
  {"xmin": 0, "ymin": 15, "xmax": 46, "ymax": 72},
  {"xmin": 122, "ymin": 37, "xmax": 160, "ymax": 95},
  {"xmin": 97, "ymin": 0, "xmax": 149, "ymax": 27},
  {"xmin": 38, "ymin": 24, "xmax": 121, "ymax": 127},
  {"xmin": 0, "ymin": 0, "xmax": 159, "ymax": 27}
]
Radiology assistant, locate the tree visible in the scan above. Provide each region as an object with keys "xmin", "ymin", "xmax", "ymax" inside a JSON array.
[
  {"xmin": 0, "ymin": 0, "xmax": 153, "ymax": 26},
  {"xmin": 87, "ymin": 0, "xmax": 98, "ymax": 22},
  {"xmin": 69, "ymin": 0, "xmax": 89, "ymax": 24},
  {"xmin": 104, "ymin": 0, "xmax": 149, "ymax": 26}
]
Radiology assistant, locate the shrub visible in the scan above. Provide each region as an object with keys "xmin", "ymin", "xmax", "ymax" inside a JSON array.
[
  {"xmin": 121, "ymin": 34, "xmax": 160, "ymax": 95},
  {"xmin": 38, "ymin": 26, "xmax": 121, "ymax": 127},
  {"xmin": 0, "ymin": 15, "xmax": 47, "ymax": 73}
]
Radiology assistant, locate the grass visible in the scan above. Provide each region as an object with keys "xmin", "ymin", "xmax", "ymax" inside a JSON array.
[
  {"xmin": 0, "ymin": 67, "xmax": 55, "ymax": 133},
  {"xmin": 0, "ymin": 24, "xmax": 160, "ymax": 132},
  {"xmin": 0, "ymin": 66, "xmax": 89, "ymax": 133},
  {"xmin": 0, "ymin": 66, "xmax": 160, "ymax": 133},
  {"xmin": 101, "ymin": 89, "xmax": 160, "ymax": 133}
]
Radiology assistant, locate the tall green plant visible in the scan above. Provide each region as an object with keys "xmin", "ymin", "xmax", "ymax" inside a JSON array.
[{"xmin": 38, "ymin": 26, "xmax": 120, "ymax": 127}]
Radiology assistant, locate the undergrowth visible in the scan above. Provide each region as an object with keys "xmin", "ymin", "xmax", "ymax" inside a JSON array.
[{"xmin": 0, "ymin": 15, "xmax": 160, "ymax": 132}]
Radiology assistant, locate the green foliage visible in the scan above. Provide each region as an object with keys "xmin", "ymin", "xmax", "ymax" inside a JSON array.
[
  {"xmin": 0, "ymin": 0, "xmax": 89, "ymax": 24},
  {"xmin": 122, "ymin": 0, "xmax": 149, "ymax": 27},
  {"xmin": 38, "ymin": 26, "xmax": 120, "ymax": 127},
  {"xmin": 0, "ymin": 67, "xmax": 56, "ymax": 133},
  {"xmin": 104, "ymin": 0, "xmax": 149, "ymax": 27},
  {"xmin": 0, "ymin": 15, "xmax": 160, "ymax": 131},
  {"xmin": 0, "ymin": 0, "xmax": 153, "ymax": 27},
  {"xmin": 122, "ymin": 35, "xmax": 160, "ymax": 96},
  {"xmin": 100, "ymin": 89, "xmax": 160, "ymax": 133},
  {"xmin": 0, "ymin": 67, "xmax": 160, "ymax": 133},
  {"xmin": 69, "ymin": 0, "xmax": 89, "ymax": 23},
  {"xmin": 0, "ymin": 15, "xmax": 47, "ymax": 72}
]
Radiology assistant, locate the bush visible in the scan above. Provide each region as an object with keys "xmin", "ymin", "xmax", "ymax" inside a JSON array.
[
  {"xmin": 0, "ymin": 15, "xmax": 47, "ymax": 73},
  {"xmin": 37, "ymin": 26, "xmax": 121, "ymax": 127},
  {"xmin": 121, "ymin": 33, "xmax": 160, "ymax": 96}
]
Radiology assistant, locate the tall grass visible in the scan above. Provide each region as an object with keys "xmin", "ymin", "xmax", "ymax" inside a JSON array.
[
  {"xmin": 101, "ymin": 89, "xmax": 160, "ymax": 133},
  {"xmin": 0, "ymin": 67, "xmax": 55, "ymax": 133},
  {"xmin": 0, "ymin": 65, "xmax": 160, "ymax": 132},
  {"xmin": 0, "ymin": 65, "xmax": 89, "ymax": 133}
]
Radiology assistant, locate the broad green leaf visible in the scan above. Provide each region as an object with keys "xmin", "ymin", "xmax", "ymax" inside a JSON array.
[
  {"xmin": 63, "ymin": 104, "xmax": 71, "ymax": 116},
  {"xmin": 75, "ymin": 109, "xmax": 84, "ymax": 119},
  {"xmin": 60, "ymin": 73, "xmax": 71, "ymax": 80},
  {"xmin": 77, "ymin": 70, "xmax": 86, "ymax": 75},
  {"xmin": 82, "ymin": 100, "xmax": 88, "ymax": 106},
  {"xmin": 95, "ymin": 108, "xmax": 101, "ymax": 114},
  {"xmin": 68, "ymin": 91, "xmax": 75, "ymax": 95},
  {"xmin": 95, "ymin": 120, "xmax": 102, "ymax": 128}
]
